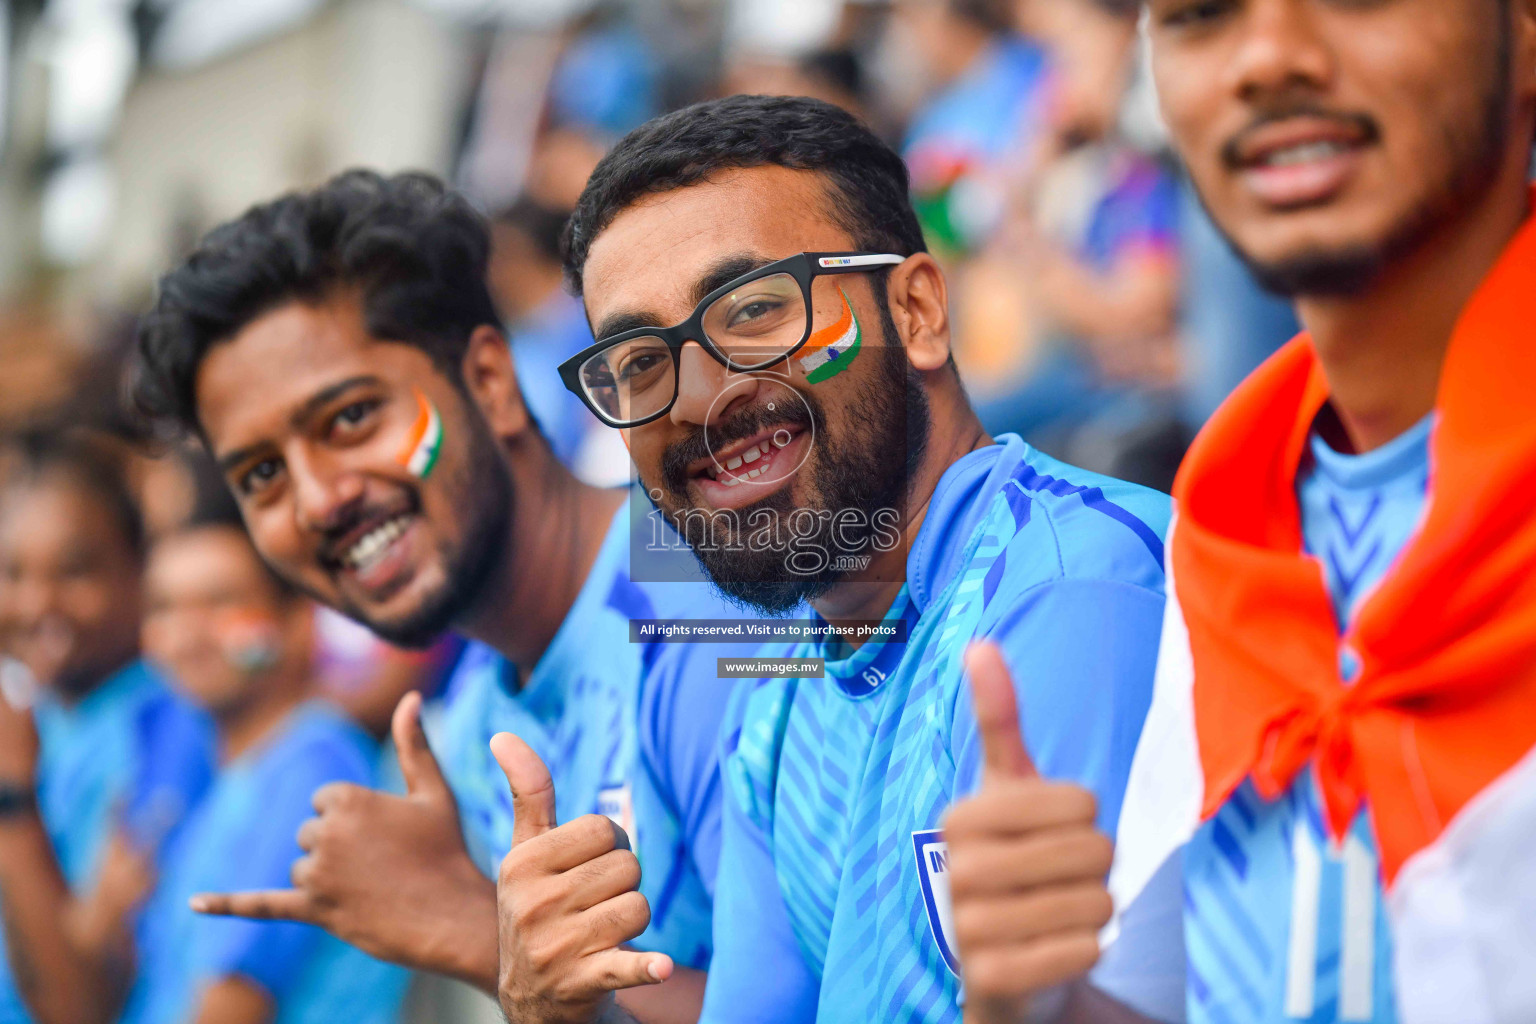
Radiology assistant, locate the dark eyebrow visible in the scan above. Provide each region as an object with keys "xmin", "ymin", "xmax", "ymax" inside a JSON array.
[
  {"xmin": 214, "ymin": 375, "xmax": 384, "ymax": 474},
  {"xmin": 292, "ymin": 375, "xmax": 385, "ymax": 429},
  {"xmin": 216, "ymin": 442, "xmax": 269, "ymax": 477},
  {"xmin": 692, "ymin": 254, "xmax": 772, "ymax": 305},
  {"xmin": 594, "ymin": 311, "xmax": 666, "ymax": 341},
  {"xmin": 592, "ymin": 253, "xmax": 776, "ymax": 342}
]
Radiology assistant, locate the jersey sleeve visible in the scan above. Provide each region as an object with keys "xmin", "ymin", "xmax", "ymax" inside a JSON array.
[
  {"xmin": 637, "ymin": 642, "xmax": 745, "ymax": 896},
  {"xmin": 126, "ymin": 694, "xmax": 215, "ymax": 860},
  {"xmin": 696, "ymin": 728, "xmax": 821, "ymax": 1024},
  {"xmin": 958, "ymin": 577, "xmax": 1185, "ymax": 1020},
  {"xmin": 194, "ymin": 742, "xmax": 367, "ymax": 1003},
  {"xmin": 957, "ymin": 577, "xmax": 1164, "ymax": 837}
]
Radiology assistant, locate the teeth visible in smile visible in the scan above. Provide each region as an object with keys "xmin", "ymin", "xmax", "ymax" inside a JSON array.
[
  {"xmin": 708, "ymin": 438, "xmax": 783, "ymax": 481},
  {"xmin": 1261, "ymin": 140, "xmax": 1348, "ymax": 167},
  {"xmin": 345, "ymin": 516, "xmax": 410, "ymax": 571}
]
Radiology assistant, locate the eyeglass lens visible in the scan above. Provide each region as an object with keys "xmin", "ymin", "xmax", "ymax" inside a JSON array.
[{"xmin": 577, "ymin": 272, "xmax": 810, "ymax": 424}]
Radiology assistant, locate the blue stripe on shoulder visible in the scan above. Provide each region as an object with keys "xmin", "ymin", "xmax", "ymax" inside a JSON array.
[
  {"xmin": 1011, "ymin": 462, "xmax": 1165, "ymax": 567},
  {"xmin": 606, "ymin": 572, "xmax": 656, "ymax": 622},
  {"xmin": 607, "ymin": 573, "xmax": 661, "ymax": 674}
]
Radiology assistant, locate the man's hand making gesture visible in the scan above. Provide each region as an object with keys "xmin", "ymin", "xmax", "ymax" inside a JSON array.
[
  {"xmin": 490, "ymin": 731, "xmax": 671, "ymax": 1024},
  {"xmin": 191, "ymin": 692, "xmax": 500, "ymax": 989},
  {"xmin": 944, "ymin": 643, "xmax": 1124, "ymax": 1024}
]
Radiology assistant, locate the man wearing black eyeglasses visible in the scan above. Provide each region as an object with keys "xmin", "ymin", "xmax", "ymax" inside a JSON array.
[{"xmin": 560, "ymin": 95, "xmax": 1179, "ymax": 1023}]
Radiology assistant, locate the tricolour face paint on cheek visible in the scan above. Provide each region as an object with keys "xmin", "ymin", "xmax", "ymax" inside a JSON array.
[
  {"xmin": 215, "ymin": 610, "xmax": 281, "ymax": 675},
  {"xmin": 397, "ymin": 389, "xmax": 445, "ymax": 480},
  {"xmin": 796, "ymin": 287, "xmax": 862, "ymax": 384}
]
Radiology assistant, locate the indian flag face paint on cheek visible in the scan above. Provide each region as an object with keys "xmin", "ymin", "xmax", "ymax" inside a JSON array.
[
  {"xmin": 397, "ymin": 389, "xmax": 444, "ymax": 480},
  {"xmin": 216, "ymin": 611, "xmax": 281, "ymax": 675},
  {"xmin": 795, "ymin": 288, "xmax": 862, "ymax": 384}
]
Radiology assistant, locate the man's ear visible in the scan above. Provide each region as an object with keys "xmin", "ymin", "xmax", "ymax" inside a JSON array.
[
  {"xmin": 1517, "ymin": 0, "xmax": 1536, "ymax": 108},
  {"xmin": 885, "ymin": 254, "xmax": 952, "ymax": 373},
  {"xmin": 461, "ymin": 325, "xmax": 533, "ymax": 440}
]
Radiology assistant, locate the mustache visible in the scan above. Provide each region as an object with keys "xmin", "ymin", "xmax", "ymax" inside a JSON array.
[
  {"xmin": 660, "ymin": 397, "xmax": 816, "ymax": 497},
  {"xmin": 1221, "ymin": 103, "xmax": 1381, "ymax": 169},
  {"xmin": 314, "ymin": 493, "xmax": 418, "ymax": 566}
]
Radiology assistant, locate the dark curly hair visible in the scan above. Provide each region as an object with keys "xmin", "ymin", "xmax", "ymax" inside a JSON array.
[
  {"xmin": 134, "ymin": 169, "xmax": 502, "ymax": 435},
  {"xmin": 563, "ymin": 94, "xmax": 927, "ymax": 295}
]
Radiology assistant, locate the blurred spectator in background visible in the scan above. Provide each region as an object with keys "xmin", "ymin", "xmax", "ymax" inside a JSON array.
[
  {"xmin": 1178, "ymin": 185, "xmax": 1301, "ymax": 425},
  {"xmin": 892, "ymin": 0, "xmax": 1049, "ymax": 257},
  {"xmin": 308, "ymin": 608, "xmax": 461, "ymax": 742},
  {"xmin": 546, "ymin": 5, "xmax": 662, "ymax": 147},
  {"xmin": 123, "ymin": 497, "xmax": 407, "ymax": 1024},
  {"xmin": 0, "ymin": 432, "xmax": 213, "ymax": 1024},
  {"xmin": 486, "ymin": 195, "xmax": 612, "ymax": 479},
  {"xmin": 0, "ymin": 447, "xmax": 37, "ymax": 715},
  {"xmin": 955, "ymin": 0, "xmax": 1185, "ymax": 489},
  {"xmin": 467, "ymin": 11, "xmax": 646, "ymax": 487},
  {"xmin": 725, "ymin": 46, "xmax": 871, "ymax": 124}
]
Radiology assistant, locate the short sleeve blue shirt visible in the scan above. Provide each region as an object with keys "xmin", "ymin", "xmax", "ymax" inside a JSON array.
[
  {"xmin": 1177, "ymin": 416, "xmax": 1432, "ymax": 1024},
  {"xmin": 122, "ymin": 702, "xmax": 409, "ymax": 1024},
  {"xmin": 701, "ymin": 436, "xmax": 1170, "ymax": 1023},
  {"xmin": 0, "ymin": 662, "xmax": 214, "ymax": 1024}
]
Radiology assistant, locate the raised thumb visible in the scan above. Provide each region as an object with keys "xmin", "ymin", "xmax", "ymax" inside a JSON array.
[
  {"xmin": 392, "ymin": 691, "xmax": 450, "ymax": 800},
  {"xmin": 491, "ymin": 732, "xmax": 556, "ymax": 847},
  {"xmin": 965, "ymin": 641, "xmax": 1037, "ymax": 784}
]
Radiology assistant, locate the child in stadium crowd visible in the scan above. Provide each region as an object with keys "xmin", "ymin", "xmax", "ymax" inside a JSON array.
[
  {"xmin": 559, "ymin": 94, "xmax": 1173, "ymax": 1022},
  {"xmin": 110, "ymin": 495, "xmax": 409, "ymax": 1024},
  {"xmin": 0, "ymin": 434, "xmax": 213, "ymax": 1024},
  {"xmin": 132, "ymin": 170, "xmax": 758, "ymax": 1024},
  {"xmin": 948, "ymin": 1, "xmax": 1536, "ymax": 1022}
]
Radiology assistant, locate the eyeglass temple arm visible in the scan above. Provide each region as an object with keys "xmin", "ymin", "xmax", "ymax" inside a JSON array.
[{"xmin": 813, "ymin": 254, "xmax": 907, "ymax": 270}]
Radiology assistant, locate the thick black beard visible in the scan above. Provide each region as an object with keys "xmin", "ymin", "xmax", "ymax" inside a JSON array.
[
  {"xmin": 1215, "ymin": 22, "xmax": 1512, "ymax": 299},
  {"xmin": 662, "ymin": 302, "xmax": 932, "ymax": 615},
  {"xmin": 297, "ymin": 413, "xmax": 515, "ymax": 649}
]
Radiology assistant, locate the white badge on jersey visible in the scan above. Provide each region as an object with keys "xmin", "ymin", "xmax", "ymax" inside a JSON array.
[
  {"xmin": 912, "ymin": 828, "xmax": 960, "ymax": 976},
  {"xmin": 598, "ymin": 783, "xmax": 636, "ymax": 847}
]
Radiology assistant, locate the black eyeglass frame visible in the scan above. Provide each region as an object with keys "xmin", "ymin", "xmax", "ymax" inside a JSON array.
[{"xmin": 558, "ymin": 250, "xmax": 907, "ymax": 428}]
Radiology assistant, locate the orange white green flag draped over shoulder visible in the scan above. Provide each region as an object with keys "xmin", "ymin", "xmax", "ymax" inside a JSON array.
[{"xmin": 1107, "ymin": 193, "xmax": 1536, "ymax": 1024}]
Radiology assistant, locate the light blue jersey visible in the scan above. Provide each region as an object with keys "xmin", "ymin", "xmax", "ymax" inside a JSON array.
[
  {"xmin": 123, "ymin": 702, "xmax": 409, "ymax": 1024},
  {"xmin": 1182, "ymin": 415, "xmax": 1431, "ymax": 1024},
  {"xmin": 0, "ymin": 662, "xmax": 214, "ymax": 1024},
  {"xmin": 699, "ymin": 436, "xmax": 1170, "ymax": 1023},
  {"xmin": 435, "ymin": 505, "xmax": 753, "ymax": 970}
]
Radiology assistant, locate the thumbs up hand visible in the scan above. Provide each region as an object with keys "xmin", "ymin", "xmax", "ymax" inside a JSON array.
[
  {"xmin": 491, "ymin": 732, "xmax": 671, "ymax": 1024},
  {"xmin": 192, "ymin": 692, "xmax": 500, "ymax": 990},
  {"xmin": 944, "ymin": 644, "xmax": 1116, "ymax": 1024}
]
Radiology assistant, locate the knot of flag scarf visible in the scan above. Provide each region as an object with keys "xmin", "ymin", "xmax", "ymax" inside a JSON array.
[
  {"xmin": 1170, "ymin": 189, "xmax": 1536, "ymax": 885},
  {"xmin": 1251, "ymin": 687, "xmax": 1369, "ymax": 841}
]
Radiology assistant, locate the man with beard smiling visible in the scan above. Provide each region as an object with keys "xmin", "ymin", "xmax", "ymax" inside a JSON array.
[
  {"xmin": 946, "ymin": 1, "xmax": 1536, "ymax": 1023},
  {"xmin": 557, "ymin": 94, "xmax": 1173, "ymax": 1023},
  {"xmin": 133, "ymin": 170, "xmax": 755, "ymax": 1024}
]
